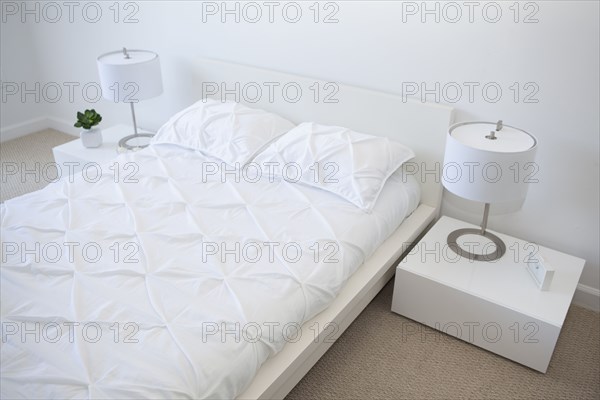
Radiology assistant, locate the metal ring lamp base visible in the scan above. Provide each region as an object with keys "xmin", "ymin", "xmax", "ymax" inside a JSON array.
[
  {"xmin": 446, "ymin": 202, "xmax": 506, "ymax": 262},
  {"xmin": 118, "ymin": 133, "xmax": 154, "ymax": 151},
  {"xmin": 447, "ymin": 228, "xmax": 506, "ymax": 262},
  {"xmin": 117, "ymin": 102, "xmax": 154, "ymax": 151}
]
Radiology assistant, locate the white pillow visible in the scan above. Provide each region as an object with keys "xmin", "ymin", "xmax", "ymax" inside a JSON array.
[
  {"xmin": 151, "ymin": 99, "xmax": 295, "ymax": 165},
  {"xmin": 252, "ymin": 122, "xmax": 416, "ymax": 212}
]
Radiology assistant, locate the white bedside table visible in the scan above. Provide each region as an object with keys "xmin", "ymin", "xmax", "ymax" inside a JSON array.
[
  {"xmin": 391, "ymin": 216, "xmax": 584, "ymax": 373},
  {"xmin": 52, "ymin": 124, "xmax": 152, "ymax": 173}
]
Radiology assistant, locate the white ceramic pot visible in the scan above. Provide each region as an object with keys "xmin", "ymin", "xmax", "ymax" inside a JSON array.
[{"xmin": 80, "ymin": 128, "xmax": 103, "ymax": 148}]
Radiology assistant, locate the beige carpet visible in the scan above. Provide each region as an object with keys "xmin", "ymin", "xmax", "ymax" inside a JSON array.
[
  {"xmin": 2, "ymin": 130, "xmax": 599, "ymax": 399},
  {"xmin": 0, "ymin": 129, "xmax": 75, "ymax": 202}
]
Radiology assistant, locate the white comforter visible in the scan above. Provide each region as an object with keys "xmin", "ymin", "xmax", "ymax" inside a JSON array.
[{"xmin": 1, "ymin": 143, "xmax": 419, "ymax": 399}]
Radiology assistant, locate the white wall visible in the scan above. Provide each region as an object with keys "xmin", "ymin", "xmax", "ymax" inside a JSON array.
[
  {"xmin": 1, "ymin": 1, "xmax": 599, "ymax": 300},
  {"xmin": 0, "ymin": 9, "xmax": 44, "ymax": 131}
]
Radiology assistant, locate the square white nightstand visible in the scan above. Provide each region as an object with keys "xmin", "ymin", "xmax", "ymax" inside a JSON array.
[
  {"xmin": 52, "ymin": 124, "xmax": 152, "ymax": 173},
  {"xmin": 391, "ymin": 216, "xmax": 584, "ymax": 373}
]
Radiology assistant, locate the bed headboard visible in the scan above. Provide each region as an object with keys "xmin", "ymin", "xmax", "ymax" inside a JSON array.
[{"xmin": 191, "ymin": 58, "xmax": 454, "ymax": 211}]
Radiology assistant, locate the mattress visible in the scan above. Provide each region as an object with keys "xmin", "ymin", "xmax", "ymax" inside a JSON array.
[{"xmin": 0, "ymin": 143, "xmax": 420, "ymax": 399}]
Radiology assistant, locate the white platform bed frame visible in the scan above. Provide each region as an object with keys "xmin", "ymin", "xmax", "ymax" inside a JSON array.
[{"xmin": 189, "ymin": 59, "xmax": 454, "ymax": 399}]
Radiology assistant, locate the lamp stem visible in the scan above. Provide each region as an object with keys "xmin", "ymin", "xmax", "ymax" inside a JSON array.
[
  {"xmin": 480, "ymin": 203, "xmax": 490, "ymax": 235},
  {"xmin": 129, "ymin": 102, "xmax": 138, "ymax": 137}
]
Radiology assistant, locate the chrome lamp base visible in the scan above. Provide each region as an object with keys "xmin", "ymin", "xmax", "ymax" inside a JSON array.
[
  {"xmin": 118, "ymin": 133, "xmax": 154, "ymax": 151},
  {"xmin": 446, "ymin": 203, "xmax": 506, "ymax": 262},
  {"xmin": 117, "ymin": 102, "xmax": 154, "ymax": 152}
]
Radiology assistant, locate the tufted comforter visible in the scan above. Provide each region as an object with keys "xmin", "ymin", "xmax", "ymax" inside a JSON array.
[{"xmin": 1, "ymin": 143, "xmax": 419, "ymax": 399}]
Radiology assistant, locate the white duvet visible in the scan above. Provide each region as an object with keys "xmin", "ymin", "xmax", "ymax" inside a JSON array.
[{"xmin": 1, "ymin": 143, "xmax": 419, "ymax": 399}]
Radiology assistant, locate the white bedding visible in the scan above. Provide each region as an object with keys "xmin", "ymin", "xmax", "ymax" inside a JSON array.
[{"xmin": 0, "ymin": 143, "xmax": 419, "ymax": 399}]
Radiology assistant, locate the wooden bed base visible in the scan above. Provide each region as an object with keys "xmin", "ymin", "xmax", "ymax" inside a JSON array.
[{"xmin": 185, "ymin": 58, "xmax": 455, "ymax": 399}]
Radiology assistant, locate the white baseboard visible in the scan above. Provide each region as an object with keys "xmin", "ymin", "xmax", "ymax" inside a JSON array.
[
  {"xmin": 573, "ymin": 284, "xmax": 600, "ymax": 312},
  {"xmin": 1, "ymin": 116, "xmax": 78, "ymax": 142},
  {"xmin": 0, "ymin": 117, "xmax": 52, "ymax": 142},
  {"xmin": 46, "ymin": 116, "xmax": 79, "ymax": 137}
]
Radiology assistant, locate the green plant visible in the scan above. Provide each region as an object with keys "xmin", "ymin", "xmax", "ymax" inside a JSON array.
[{"xmin": 74, "ymin": 109, "xmax": 102, "ymax": 130}]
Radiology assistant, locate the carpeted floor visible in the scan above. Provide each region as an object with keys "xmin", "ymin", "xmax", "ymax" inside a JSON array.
[
  {"xmin": 0, "ymin": 129, "xmax": 75, "ymax": 202},
  {"xmin": 1, "ymin": 130, "xmax": 599, "ymax": 399}
]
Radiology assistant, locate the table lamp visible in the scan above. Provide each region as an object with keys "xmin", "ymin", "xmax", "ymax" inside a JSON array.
[
  {"xmin": 442, "ymin": 120, "xmax": 537, "ymax": 261},
  {"xmin": 97, "ymin": 48, "xmax": 163, "ymax": 151}
]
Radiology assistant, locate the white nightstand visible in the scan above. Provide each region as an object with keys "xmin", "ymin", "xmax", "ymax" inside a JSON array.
[
  {"xmin": 52, "ymin": 124, "xmax": 152, "ymax": 173},
  {"xmin": 391, "ymin": 216, "xmax": 584, "ymax": 373}
]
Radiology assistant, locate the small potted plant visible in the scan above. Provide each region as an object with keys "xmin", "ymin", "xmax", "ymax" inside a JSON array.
[{"xmin": 74, "ymin": 109, "xmax": 103, "ymax": 148}]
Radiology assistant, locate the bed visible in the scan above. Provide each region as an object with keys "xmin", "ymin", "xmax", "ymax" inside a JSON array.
[{"xmin": 0, "ymin": 59, "xmax": 454, "ymax": 399}]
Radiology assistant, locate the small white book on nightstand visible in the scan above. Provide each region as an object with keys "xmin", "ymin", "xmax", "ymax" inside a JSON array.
[{"xmin": 391, "ymin": 216, "xmax": 584, "ymax": 373}]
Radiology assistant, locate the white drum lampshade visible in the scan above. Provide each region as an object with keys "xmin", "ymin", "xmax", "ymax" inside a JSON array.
[
  {"xmin": 442, "ymin": 121, "xmax": 537, "ymax": 261},
  {"xmin": 97, "ymin": 48, "xmax": 163, "ymax": 150}
]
